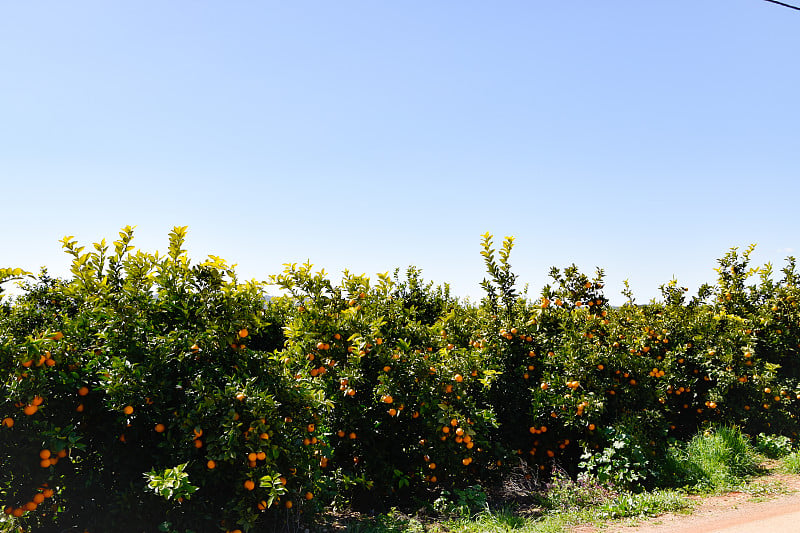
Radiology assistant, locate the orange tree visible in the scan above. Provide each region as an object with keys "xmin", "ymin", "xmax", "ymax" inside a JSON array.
[
  {"xmin": 269, "ymin": 262, "xmax": 499, "ymax": 510},
  {"xmin": 0, "ymin": 227, "xmax": 324, "ymax": 532}
]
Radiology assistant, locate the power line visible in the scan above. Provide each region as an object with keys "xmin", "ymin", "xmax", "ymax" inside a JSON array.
[{"xmin": 764, "ymin": 0, "xmax": 800, "ymax": 10}]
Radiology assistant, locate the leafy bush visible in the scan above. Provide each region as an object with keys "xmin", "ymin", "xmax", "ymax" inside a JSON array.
[
  {"xmin": 754, "ymin": 433, "xmax": 793, "ymax": 458},
  {"xmin": 578, "ymin": 423, "xmax": 656, "ymax": 491}
]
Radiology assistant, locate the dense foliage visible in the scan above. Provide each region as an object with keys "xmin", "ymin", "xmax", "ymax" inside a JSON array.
[{"xmin": 1, "ymin": 228, "xmax": 799, "ymax": 532}]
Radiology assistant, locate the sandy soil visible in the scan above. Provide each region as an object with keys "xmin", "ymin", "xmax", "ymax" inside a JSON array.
[{"xmin": 572, "ymin": 467, "xmax": 800, "ymax": 533}]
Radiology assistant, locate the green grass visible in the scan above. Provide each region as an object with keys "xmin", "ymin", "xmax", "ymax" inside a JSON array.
[
  {"xmin": 670, "ymin": 425, "xmax": 762, "ymax": 492},
  {"xmin": 330, "ymin": 489, "xmax": 692, "ymax": 533},
  {"xmin": 780, "ymin": 451, "xmax": 800, "ymax": 474}
]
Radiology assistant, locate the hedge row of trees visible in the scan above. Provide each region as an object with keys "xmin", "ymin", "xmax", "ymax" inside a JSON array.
[{"xmin": 1, "ymin": 227, "xmax": 798, "ymax": 532}]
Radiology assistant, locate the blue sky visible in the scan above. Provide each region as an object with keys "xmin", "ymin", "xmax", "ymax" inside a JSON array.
[{"xmin": 2, "ymin": 1, "xmax": 798, "ymax": 304}]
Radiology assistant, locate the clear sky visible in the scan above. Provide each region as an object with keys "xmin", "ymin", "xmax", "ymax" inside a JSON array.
[{"xmin": 2, "ymin": 1, "xmax": 799, "ymax": 304}]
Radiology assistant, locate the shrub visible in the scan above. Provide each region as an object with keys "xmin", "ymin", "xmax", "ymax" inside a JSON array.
[{"xmin": 754, "ymin": 433, "xmax": 793, "ymax": 459}]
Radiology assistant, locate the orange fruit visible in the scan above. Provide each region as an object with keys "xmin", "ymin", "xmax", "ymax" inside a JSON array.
[
  {"xmin": 382, "ymin": 395, "xmax": 394, "ymax": 404},
  {"xmin": 123, "ymin": 405, "xmax": 134, "ymax": 415},
  {"xmin": 194, "ymin": 439, "xmax": 203, "ymax": 448},
  {"xmin": 76, "ymin": 403, "xmax": 84, "ymax": 412},
  {"xmin": 51, "ymin": 332, "xmax": 64, "ymax": 341},
  {"xmin": 155, "ymin": 423, "xmax": 165, "ymax": 433},
  {"xmin": 39, "ymin": 449, "xmax": 51, "ymax": 459},
  {"xmin": 23, "ymin": 405, "xmax": 38, "ymax": 416},
  {"xmin": 305, "ymin": 491, "xmax": 313, "ymax": 500},
  {"xmin": 1, "ymin": 417, "xmax": 13, "ymax": 428},
  {"xmin": 238, "ymin": 328, "xmax": 248, "ymax": 338},
  {"xmin": 285, "ymin": 500, "xmax": 293, "ymax": 509},
  {"xmin": 243, "ymin": 479, "xmax": 255, "ymax": 491},
  {"xmin": 207, "ymin": 460, "xmax": 216, "ymax": 469},
  {"xmin": 78, "ymin": 386, "xmax": 89, "ymax": 396}
]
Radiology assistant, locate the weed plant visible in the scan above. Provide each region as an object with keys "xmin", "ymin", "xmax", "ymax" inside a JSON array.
[
  {"xmin": 780, "ymin": 451, "xmax": 800, "ymax": 474},
  {"xmin": 681, "ymin": 426, "xmax": 761, "ymax": 491}
]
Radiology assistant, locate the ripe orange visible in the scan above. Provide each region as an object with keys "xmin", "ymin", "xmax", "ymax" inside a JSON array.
[
  {"xmin": 1, "ymin": 417, "xmax": 13, "ymax": 428},
  {"xmin": 23, "ymin": 405, "xmax": 38, "ymax": 416},
  {"xmin": 238, "ymin": 328, "xmax": 248, "ymax": 338},
  {"xmin": 51, "ymin": 332, "xmax": 64, "ymax": 341},
  {"xmin": 207, "ymin": 460, "xmax": 216, "ymax": 469},
  {"xmin": 243, "ymin": 479, "xmax": 255, "ymax": 490},
  {"xmin": 39, "ymin": 449, "xmax": 51, "ymax": 459},
  {"xmin": 285, "ymin": 500, "xmax": 293, "ymax": 509},
  {"xmin": 78, "ymin": 386, "xmax": 89, "ymax": 396},
  {"xmin": 305, "ymin": 491, "xmax": 313, "ymax": 500},
  {"xmin": 123, "ymin": 405, "xmax": 134, "ymax": 415}
]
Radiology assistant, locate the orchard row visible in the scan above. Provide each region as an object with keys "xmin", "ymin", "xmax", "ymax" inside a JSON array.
[{"xmin": 1, "ymin": 229, "xmax": 798, "ymax": 532}]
